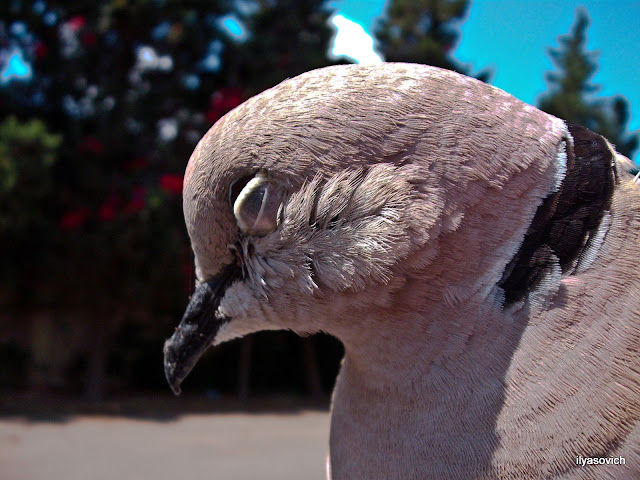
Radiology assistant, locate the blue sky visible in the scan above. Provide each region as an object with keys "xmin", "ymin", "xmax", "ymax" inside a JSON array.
[{"xmin": 328, "ymin": 0, "xmax": 640, "ymax": 162}]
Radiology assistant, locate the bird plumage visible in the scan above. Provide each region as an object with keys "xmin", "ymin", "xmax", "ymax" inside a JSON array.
[{"xmin": 165, "ymin": 63, "xmax": 640, "ymax": 479}]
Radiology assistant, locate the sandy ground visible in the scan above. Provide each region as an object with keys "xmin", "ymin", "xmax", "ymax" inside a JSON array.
[{"xmin": 0, "ymin": 410, "xmax": 330, "ymax": 480}]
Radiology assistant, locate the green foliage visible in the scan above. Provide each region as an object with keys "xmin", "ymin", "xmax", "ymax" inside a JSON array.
[
  {"xmin": 0, "ymin": 1, "xmax": 341, "ymax": 318},
  {"xmin": 0, "ymin": 116, "xmax": 61, "ymax": 301},
  {"xmin": 0, "ymin": 1, "xmax": 235, "ymax": 312},
  {"xmin": 592, "ymin": 97, "xmax": 639, "ymax": 159},
  {"xmin": 0, "ymin": 0, "xmax": 344, "ymax": 396},
  {"xmin": 538, "ymin": 8, "xmax": 639, "ymax": 158},
  {"xmin": 374, "ymin": 0, "xmax": 489, "ymax": 81},
  {"xmin": 0, "ymin": 116, "xmax": 60, "ymax": 194}
]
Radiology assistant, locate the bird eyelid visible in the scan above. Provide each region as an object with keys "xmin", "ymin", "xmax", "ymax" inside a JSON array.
[
  {"xmin": 232, "ymin": 170, "xmax": 284, "ymax": 237},
  {"xmin": 229, "ymin": 174, "xmax": 254, "ymax": 206}
]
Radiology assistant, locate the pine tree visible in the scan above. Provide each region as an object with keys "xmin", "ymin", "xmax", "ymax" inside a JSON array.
[
  {"xmin": 538, "ymin": 8, "xmax": 638, "ymax": 159},
  {"xmin": 374, "ymin": 0, "xmax": 489, "ymax": 81},
  {"xmin": 593, "ymin": 96, "xmax": 639, "ymax": 159}
]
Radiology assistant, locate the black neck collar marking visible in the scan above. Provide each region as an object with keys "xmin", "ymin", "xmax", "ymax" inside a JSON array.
[{"xmin": 498, "ymin": 124, "xmax": 616, "ymax": 305}]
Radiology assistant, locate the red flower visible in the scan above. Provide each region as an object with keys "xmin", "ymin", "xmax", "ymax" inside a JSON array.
[
  {"xmin": 98, "ymin": 191, "xmax": 120, "ymax": 222},
  {"xmin": 206, "ymin": 88, "xmax": 244, "ymax": 124},
  {"xmin": 205, "ymin": 109, "xmax": 222, "ymax": 124},
  {"xmin": 67, "ymin": 16, "xmax": 86, "ymax": 32},
  {"xmin": 124, "ymin": 186, "xmax": 146, "ymax": 214},
  {"xmin": 210, "ymin": 87, "xmax": 243, "ymax": 111},
  {"xmin": 59, "ymin": 207, "xmax": 90, "ymax": 231},
  {"xmin": 34, "ymin": 42, "xmax": 49, "ymax": 60},
  {"xmin": 98, "ymin": 203, "xmax": 117, "ymax": 222},
  {"xmin": 82, "ymin": 32, "xmax": 97, "ymax": 46},
  {"xmin": 78, "ymin": 136, "xmax": 104, "ymax": 154},
  {"xmin": 159, "ymin": 174, "xmax": 183, "ymax": 195},
  {"xmin": 124, "ymin": 156, "xmax": 150, "ymax": 171}
]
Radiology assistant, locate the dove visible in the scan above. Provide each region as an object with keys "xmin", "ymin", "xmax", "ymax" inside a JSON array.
[{"xmin": 164, "ymin": 63, "xmax": 640, "ymax": 479}]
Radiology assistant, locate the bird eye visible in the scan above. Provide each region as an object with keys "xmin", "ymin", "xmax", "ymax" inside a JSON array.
[
  {"xmin": 232, "ymin": 170, "xmax": 283, "ymax": 236},
  {"xmin": 229, "ymin": 175, "xmax": 253, "ymax": 206}
]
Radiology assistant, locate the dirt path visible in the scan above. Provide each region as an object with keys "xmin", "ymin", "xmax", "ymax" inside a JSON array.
[{"xmin": 0, "ymin": 411, "xmax": 330, "ymax": 480}]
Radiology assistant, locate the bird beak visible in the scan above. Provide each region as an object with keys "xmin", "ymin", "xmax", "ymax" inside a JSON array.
[{"xmin": 163, "ymin": 265, "xmax": 239, "ymax": 395}]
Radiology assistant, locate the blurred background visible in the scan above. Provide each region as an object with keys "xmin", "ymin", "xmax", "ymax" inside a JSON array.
[{"xmin": 1, "ymin": 0, "xmax": 638, "ymax": 410}]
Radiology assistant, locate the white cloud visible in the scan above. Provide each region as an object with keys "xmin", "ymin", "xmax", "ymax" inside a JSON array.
[{"xmin": 329, "ymin": 14, "xmax": 383, "ymax": 65}]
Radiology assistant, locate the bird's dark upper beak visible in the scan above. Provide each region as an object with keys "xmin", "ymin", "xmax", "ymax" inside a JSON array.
[{"xmin": 163, "ymin": 264, "xmax": 239, "ymax": 395}]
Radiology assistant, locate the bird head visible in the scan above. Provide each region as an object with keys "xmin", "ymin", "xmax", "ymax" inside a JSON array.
[{"xmin": 164, "ymin": 63, "xmax": 572, "ymax": 394}]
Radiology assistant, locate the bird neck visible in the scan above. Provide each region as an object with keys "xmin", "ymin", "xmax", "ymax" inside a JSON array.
[
  {"xmin": 329, "ymin": 296, "xmax": 523, "ymax": 478},
  {"xmin": 335, "ymin": 289, "xmax": 520, "ymax": 394}
]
